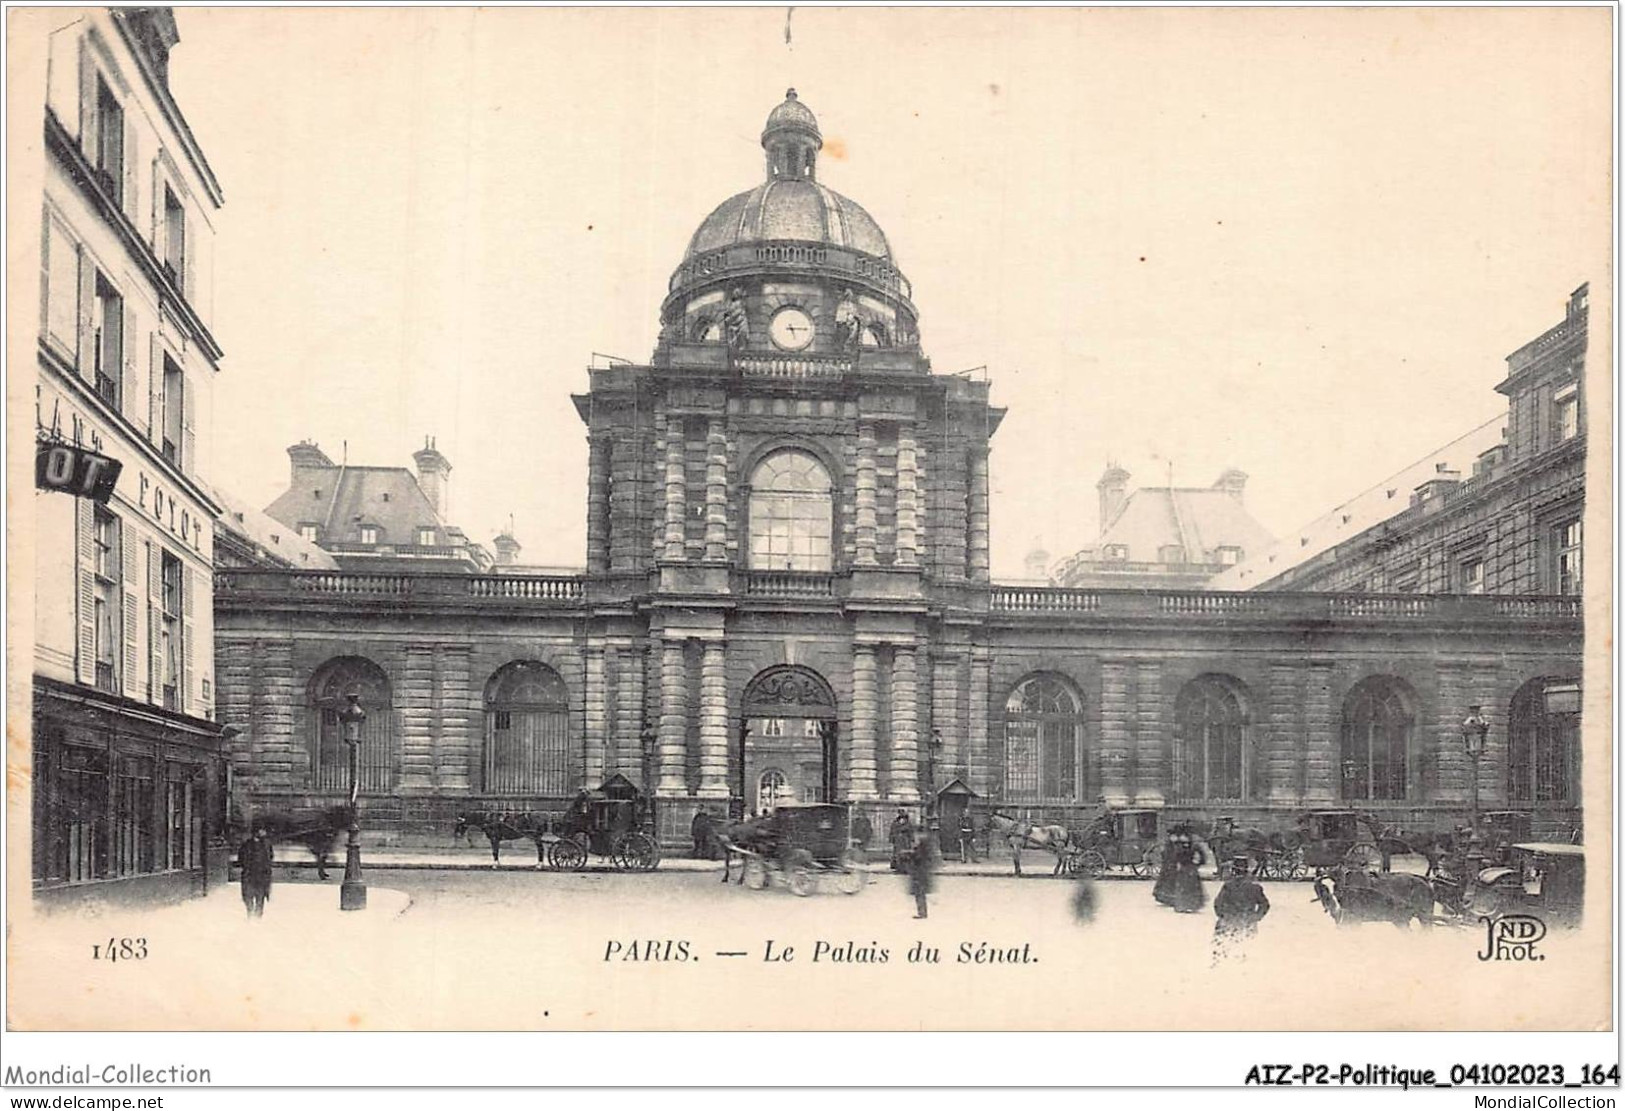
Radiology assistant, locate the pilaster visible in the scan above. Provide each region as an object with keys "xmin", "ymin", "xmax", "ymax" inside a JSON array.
[
  {"xmin": 896, "ymin": 425, "xmax": 919, "ymax": 567},
  {"xmin": 850, "ymin": 645, "xmax": 879, "ymax": 799},
  {"xmin": 855, "ymin": 421, "xmax": 878, "ymax": 565},
  {"xmin": 662, "ymin": 413, "xmax": 686, "ymax": 561},
  {"xmin": 704, "ymin": 418, "xmax": 728, "ymax": 561},
  {"xmin": 889, "ymin": 645, "xmax": 920, "ymax": 800},
  {"xmin": 657, "ymin": 637, "xmax": 688, "ymax": 795}
]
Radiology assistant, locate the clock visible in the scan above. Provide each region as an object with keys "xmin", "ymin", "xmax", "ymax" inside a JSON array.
[{"xmin": 769, "ymin": 307, "xmax": 815, "ymax": 351}]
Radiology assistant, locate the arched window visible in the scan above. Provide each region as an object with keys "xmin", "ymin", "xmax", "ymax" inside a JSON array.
[
  {"xmin": 484, "ymin": 661, "xmax": 573, "ymax": 795},
  {"xmin": 1340, "ymin": 678, "xmax": 1413, "ymax": 801},
  {"xmin": 1175, "ymin": 676, "xmax": 1249, "ymax": 800},
  {"xmin": 1003, "ymin": 673, "xmax": 1083, "ymax": 802},
  {"xmin": 1508, "ymin": 678, "xmax": 1579, "ymax": 803},
  {"xmin": 757, "ymin": 768, "xmax": 789, "ymax": 814},
  {"xmin": 308, "ymin": 657, "xmax": 394, "ymax": 792},
  {"xmin": 748, "ymin": 450, "xmax": 833, "ymax": 571}
]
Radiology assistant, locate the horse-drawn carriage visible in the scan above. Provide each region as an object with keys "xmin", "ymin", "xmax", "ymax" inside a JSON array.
[
  {"xmin": 726, "ymin": 802, "xmax": 865, "ymax": 896},
  {"xmin": 547, "ymin": 783, "xmax": 661, "ymax": 872},
  {"xmin": 1466, "ymin": 841, "xmax": 1583, "ymax": 926},
  {"xmin": 454, "ymin": 774, "xmax": 661, "ymax": 872},
  {"xmin": 1290, "ymin": 809, "xmax": 1384, "ymax": 874},
  {"xmin": 1064, "ymin": 808, "xmax": 1163, "ymax": 878}
]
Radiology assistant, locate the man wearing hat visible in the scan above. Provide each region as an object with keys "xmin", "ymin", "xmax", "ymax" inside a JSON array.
[{"xmin": 1212, "ymin": 856, "xmax": 1271, "ymax": 964}]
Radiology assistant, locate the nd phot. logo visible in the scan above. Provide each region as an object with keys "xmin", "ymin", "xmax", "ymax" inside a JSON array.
[{"xmin": 1477, "ymin": 914, "xmax": 1546, "ymax": 961}]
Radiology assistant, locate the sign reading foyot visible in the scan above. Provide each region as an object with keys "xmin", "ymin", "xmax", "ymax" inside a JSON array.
[{"xmin": 36, "ymin": 441, "xmax": 122, "ymax": 503}]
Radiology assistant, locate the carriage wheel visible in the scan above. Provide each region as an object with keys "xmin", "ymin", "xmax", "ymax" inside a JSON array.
[
  {"xmin": 1077, "ymin": 850, "xmax": 1107, "ymax": 879},
  {"xmin": 1134, "ymin": 844, "xmax": 1163, "ymax": 879},
  {"xmin": 1284, "ymin": 847, "xmax": 1308, "ymax": 879},
  {"xmin": 549, "ymin": 838, "xmax": 587, "ymax": 871},
  {"xmin": 743, "ymin": 856, "xmax": 768, "ymax": 890},
  {"xmin": 1344, "ymin": 843, "xmax": 1384, "ymax": 873},
  {"xmin": 615, "ymin": 832, "xmax": 661, "ymax": 873},
  {"xmin": 836, "ymin": 868, "xmax": 864, "ymax": 895},
  {"xmin": 787, "ymin": 866, "xmax": 815, "ymax": 897}
]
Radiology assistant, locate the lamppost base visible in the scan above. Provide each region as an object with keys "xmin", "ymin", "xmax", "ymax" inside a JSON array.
[{"xmin": 340, "ymin": 880, "xmax": 367, "ymax": 911}]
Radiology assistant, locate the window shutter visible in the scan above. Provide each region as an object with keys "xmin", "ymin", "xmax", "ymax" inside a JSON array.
[
  {"xmin": 76, "ymin": 249, "xmax": 96, "ymax": 383},
  {"xmin": 121, "ymin": 523, "xmax": 140, "ymax": 698},
  {"xmin": 74, "ymin": 498, "xmax": 95, "ymax": 685},
  {"xmin": 123, "ymin": 117, "xmax": 140, "ymax": 229},
  {"xmin": 148, "ymin": 335, "xmax": 163, "ymax": 445},
  {"xmin": 123, "ymin": 302, "xmax": 139, "ymax": 427},
  {"xmin": 182, "ymin": 566, "xmax": 197, "ymax": 714},
  {"xmin": 181, "ymin": 372, "xmax": 196, "ymax": 476},
  {"xmin": 77, "ymin": 40, "xmax": 97, "ymax": 159},
  {"xmin": 148, "ymin": 543, "xmax": 162, "ymax": 703}
]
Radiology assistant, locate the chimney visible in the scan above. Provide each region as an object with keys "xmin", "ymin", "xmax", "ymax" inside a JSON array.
[
  {"xmin": 1097, "ymin": 464, "xmax": 1130, "ymax": 536},
  {"xmin": 287, "ymin": 440, "xmax": 334, "ymax": 483},
  {"xmin": 1212, "ymin": 468, "xmax": 1248, "ymax": 503},
  {"xmin": 1024, "ymin": 545, "xmax": 1051, "ymax": 582},
  {"xmin": 413, "ymin": 436, "xmax": 452, "ymax": 521},
  {"xmin": 493, "ymin": 530, "xmax": 522, "ymax": 567}
]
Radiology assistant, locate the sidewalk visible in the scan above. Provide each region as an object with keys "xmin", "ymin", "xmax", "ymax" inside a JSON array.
[
  {"xmin": 139, "ymin": 879, "xmax": 413, "ymax": 930},
  {"xmin": 271, "ymin": 843, "xmax": 1162, "ymax": 879}
]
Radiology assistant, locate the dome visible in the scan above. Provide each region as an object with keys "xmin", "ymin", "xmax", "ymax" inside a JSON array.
[
  {"xmin": 681, "ymin": 89, "xmax": 893, "ymax": 262},
  {"xmin": 763, "ymin": 87, "xmax": 820, "ymax": 141},
  {"xmin": 685, "ymin": 180, "xmax": 892, "ymax": 260}
]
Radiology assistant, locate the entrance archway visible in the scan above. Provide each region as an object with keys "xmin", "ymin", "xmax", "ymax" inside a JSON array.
[{"xmin": 740, "ymin": 666, "xmax": 838, "ymax": 812}]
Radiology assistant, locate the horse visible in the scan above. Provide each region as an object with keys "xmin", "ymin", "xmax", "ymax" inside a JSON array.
[
  {"xmin": 1202, "ymin": 817, "xmax": 1277, "ymax": 876},
  {"xmin": 233, "ymin": 806, "xmax": 350, "ymax": 880},
  {"xmin": 454, "ymin": 810, "xmax": 554, "ymax": 868},
  {"xmin": 1312, "ymin": 867, "xmax": 1437, "ymax": 930},
  {"xmin": 713, "ymin": 815, "xmax": 775, "ymax": 885},
  {"xmin": 1354, "ymin": 813, "xmax": 1465, "ymax": 877},
  {"xmin": 986, "ymin": 812, "xmax": 1073, "ymax": 876}
]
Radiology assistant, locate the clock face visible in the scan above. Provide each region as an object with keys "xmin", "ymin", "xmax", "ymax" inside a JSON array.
[{"xmin": 770, "ymin": 307, "xmax": 814, "ymax": 351}]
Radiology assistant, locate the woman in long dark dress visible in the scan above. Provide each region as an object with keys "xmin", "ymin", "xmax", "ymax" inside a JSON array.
[
  {"xmin": 1153, "ymin": 834, "xmax": 1184, "ymax": 907},
  {"xmin": 1168, "ymin": 839, "xmax": 1207, "ymax": 913}
]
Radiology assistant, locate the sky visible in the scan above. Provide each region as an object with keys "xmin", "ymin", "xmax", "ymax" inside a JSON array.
[{"xmin": 164, "ymin": 7, "xmax": 1611, "ymax": 577}]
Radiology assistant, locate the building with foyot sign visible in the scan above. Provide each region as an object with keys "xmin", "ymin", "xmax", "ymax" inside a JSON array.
[
  {"xmin": 30, "ymin": 8, "xmax": 230, "ymax": 908},
  {"xmin": 215, "ymin": 91, "xmax": 1583, "ymax": 849}
]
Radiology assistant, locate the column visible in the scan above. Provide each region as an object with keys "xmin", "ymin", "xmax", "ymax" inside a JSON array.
[
  {"xmin": 662, "ymin": 413, "xmax": 686, "ymax": 561},
  {"xmin": 1099, "ymin": 662, "xmax": 1131, "ymax": 806},
  {"xmin": 401, "ymin": 645, "xmax": 436, "ymax": 790},
  {"xmin": 438, "ymin": 646, "xmax": 473, "ymax": 792},
  {"xmin": 967, "ymin": 647, "xmax": 991, "ymax": 795},
  {"xmin": 850, "ymin": 645, "xmax": 879, "ymax": 799},
  {"xmin": 967, "ymin": 447, "xmax": 990, "ymax": 581},
  {"xmin": 584, "ymin": 644, "xmax": 607, "ymax": 788},
  {"xmin": 1133, "ymin": 661, "xmax": 1163, "ymax": 806},
  {"xmin": 657, "ymin": 638, "xmax": 688, "ymax": 795},
  {"xmin": 932, "ymin": 652, "xmax": 962, "ymax": 781},
  {"xmin": 698, "ymin": 642, "xmax": 729, "ymax": 796},
  {"xmin": 895, "ymin": 425, "xmax": 919, "ymax": 567},
  {"xmin": 586, "ymin": 435, "xmax": 611, "ymax": 574},
  {"xmin": 1431, "ymin": 663, "xmax": 1470, "ymax": 803},
  {"xmin": 889, "ymin": 646, "xmax": 920, "ymax": 800},
  {"xmin": 615, "ymin": 640, "xmax": 646, "ymax": 784},
  {"xmin": 1472, "ymin": 664, "xmax": 1506, "ymax": 806},
  {"xmin": 704, "ymin": 418, "xmax": 728, "ymax": 561},
  {"xmin": 855, "ymin": 421, "xmax": 878, "ymax": 565}
]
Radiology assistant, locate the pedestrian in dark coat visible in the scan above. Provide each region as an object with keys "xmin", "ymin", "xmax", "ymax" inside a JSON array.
[
  {"xmin": 690, "ymin": 807, "xmax": 714, "ymax": 860},
  {"xmin": 1212, "ymin": 858, "xmax": 1271, "ymax": 964},
  {"xmin": 239, "ymin": 828, "xmax": 275, "ymax": 918},
  {"xmin": 957, "ymin": 812, "xmax": 977, "ymax": 863},
  {"xmin": 888, "ymin": 810, "xmax": 914, "ymax": 873},
  {"xmin": 1154, "ymin": 835, "xmax": 1207, "ymax": 913},
  {"xmin": 906, "ymin": 830, "xmax": 938, "ymax": 919}
]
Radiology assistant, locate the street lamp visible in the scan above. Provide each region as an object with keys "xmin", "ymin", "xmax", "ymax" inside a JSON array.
[
  {"xmin": 1461, "ymin": 705, "xmax": 1489, "ymax": 841},
  {"xmin": 925, "ymin": 729, "xmax": 944, "ymax": 820},
  {"xmin": 337, "ymin": 691, "xmax": 367, "ymax": 911}
]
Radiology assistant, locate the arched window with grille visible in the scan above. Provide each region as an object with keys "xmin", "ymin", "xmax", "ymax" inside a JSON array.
[
  {"xmin": 748, "ymin": 450, "xmax": 833, "ymax": 571},
  {"xmin": 1175, "ymin": 676, "xmax": 1249, "ymax": 800},
  {"xmin": 308, "ymin": 657, "xmax": 395, "ymax": 792},
  {"xmin": 1002, "ymin": 673, "xmax": 1083, "ymax": 803},
  {"xmin": 484, "ymin": 661, "xmax": 573, "ymax": 795},
  {"xmin": 1508, "ymin": 678, "xmax": 1579, "ymax": 803},
  {"xmin": 1340, "ymin": 677, "xmax": 1414, "ymax": 801}
]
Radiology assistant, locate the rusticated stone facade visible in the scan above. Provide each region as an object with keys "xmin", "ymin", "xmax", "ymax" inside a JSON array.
[{"xmin": 215, "ymin": 92, "xmax": 1585, "ymax": 850}]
